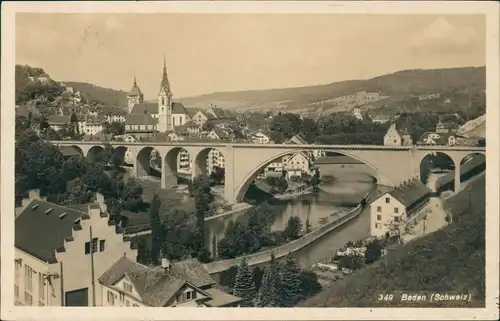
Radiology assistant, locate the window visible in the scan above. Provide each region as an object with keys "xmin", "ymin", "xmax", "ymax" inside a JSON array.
[
  {"xmin": 24, "ymin": 265, "xmax": 33, "ymax": 292},
  {"xmin": 138, "ymin": 125, "xmax": 141, "ymax": 130},
  {"xmin": 84, "ymin": 241, "xmax": 91, "ymax": 255},
  {"xmin": 394, "ymin": 207, "xmax": 399, "ymax": 214},
  {"xmin": 99, "ymin": 240, "xmax": 106, "ymax": 252},
  {"xmin": 123, "ymin": 282, "xmax": 132, "ymax": 293},
  {"xmin": 92, "ymin": 238, "xmax": 98, "ymax": 253},
  {"xmin": 119, "ymin": 292, "xmax": 125, "ymax": 302},
  {"xmin": 24, "ymin": 291, "xmax": 33, "ymax": 306},
  {"xmin": 375, "ymin": 223, "xmax": 381, "ymax": 229},
  {"xmin": 385, "ymin": 197, "xmax": 390, "ymax": 203},
  {"xmin": 38, "ymin": 273, "xmax": 45, "ymax": 301},
  {"xmin": 125, "ymin": 300, "xmax": 130, "ymax": 307},
  {"xmin": 376, "ymin": 206, "xmax": 381, "ymax": 212},
  {"xmin": 14, "ymin": 285, "xmax": 19, "ymax": 299},
  {"xmin": 107, "ymin": 291, "xmax": 115, "ymax": 305},
  {"xmin": 161, "ymin": 97, "xmax": 165, "ymax": 105},
  {"xmin": 394, "ymin": 216, "xmax": 400, "ymax": 222},
  {"xmin": 186, "ymin": 291, "xmax": 193, "ymax": 300},
  {"xmin": 377, "ymin": 215, "xmax": 382, "ymax": 221}
]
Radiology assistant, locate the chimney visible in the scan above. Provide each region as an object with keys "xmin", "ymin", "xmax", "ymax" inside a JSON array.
[
  {"xmin": 95, "ymin": 193, "xmax": 107, "ymax": 213},
  {"xmin": 161, "ymin": 258, "xmax": 171, "ymax": 271},
  {"xmin": 88, "ymin": 203, "xmax": 101, "ymax": 217}
]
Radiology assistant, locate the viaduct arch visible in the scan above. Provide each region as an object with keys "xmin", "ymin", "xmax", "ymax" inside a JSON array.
[{"xmin": 51, "ymin": 141, "xmax": 486, "ymax": 205}]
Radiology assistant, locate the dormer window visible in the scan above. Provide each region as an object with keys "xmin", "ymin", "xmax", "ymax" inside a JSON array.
[{"xmin": 123, "ymin": 282, "xmax": 132, "ymax": 293}]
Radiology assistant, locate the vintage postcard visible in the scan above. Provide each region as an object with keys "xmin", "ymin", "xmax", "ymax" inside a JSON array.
[{"xmin": 1, "ymin": 1, "xmax": 499, "ymax": 320}]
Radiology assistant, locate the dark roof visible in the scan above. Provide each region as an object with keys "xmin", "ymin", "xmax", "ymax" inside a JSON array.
[
  {"xmin": 15, "ymin": 199, "xmax": 87, "ymax": 263},
  {"xmin": 128, "ymin": 84, "xmax": 142, "ymax": 97},
  {"xmin": 125, "ymin": 114, "xmax": 157, "ymax": 126},
  {"xmin": 286, "ymin": 134, "xmax": 307, "ymax": 145},
  {"xmin": 184, "ymin": 107, "xmax": 204, "ymax": 118},
  {"xmin": 437, "ymin": 121, "xmax": 459, "ymax": 130},
  {"xmin": 210, "ymin": 128, "xmax": 231, "ymax": 139},
  {"xmin": 172, "ymin": 102, "xmax": 187, "ymax": 115},
  {"xmin": 99, "ymin": 256, "xmax": 213, "ymax": 306},
  {"xmin": 170, "ymin": 258, "xmax": 215, "ymax": 288},
  {"xmin": 387, "ymin": 179, "xmax": 431, "ymax": 209},
  {"xmin": 130, "ymin": 103, "xmax": 158, "ymax": 115},
  {"xmin": 208, "ymin": 107, "xmax": 231, "ymax": 118}
]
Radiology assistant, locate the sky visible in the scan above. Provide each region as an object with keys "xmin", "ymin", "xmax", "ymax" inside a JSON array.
[{"xmin": 16, "ymin": 14, "xmax": 485, "ymax": 98}]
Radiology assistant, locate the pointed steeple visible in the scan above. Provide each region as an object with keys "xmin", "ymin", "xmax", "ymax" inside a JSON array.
[
  {"xmin": 160, "ymin": 56, "xmax": 172, "ymax": 97},
  {"xmin": 133, "ymin": 73, "xmax": 137, "ymax": 87},
  {"xmin": 128, "ymin": 73, "xmax": 142, "ymax": 97}
]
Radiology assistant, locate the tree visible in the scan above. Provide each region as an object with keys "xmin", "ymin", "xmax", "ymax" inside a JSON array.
[
  {"xmin": 162, "ymin": 209, "xmax": 197, "ymax": 261},
  {"xmin": 282, "ymin": 216, "xmax": 303, "ymax": 240},
  {"xmin": 279, "ymin": 255, "xmax": 303, "ymax": 307},
  {"xmin": 103, "ymin": 121, "xmax": 125, "ymax": 136},
  {"xmin": 233, "ymin": 258, "xmax": 257, "ymax": 306},
  {"xmin": 149, "ymin": 193, "xmax": 163, "ymax": 265},
  {"xmin": 255, "ymin": 254, "xmax": 280, "ymax": 307},
  {"xmin": 298, "ymin": 270, "xmax": 322, "ymax": 299},
  {"xmin": 191, "ymin": 175, "xmax": 214, "ymax": 262},
  {"xmin": 364, "ymin": 239, "xmax": 384, "ymax": 264}
]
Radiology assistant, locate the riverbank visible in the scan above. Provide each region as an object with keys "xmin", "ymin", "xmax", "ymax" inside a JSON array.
[{"xmin": 203, "ymin": 202, "xmax": 365, "ymax": 275}]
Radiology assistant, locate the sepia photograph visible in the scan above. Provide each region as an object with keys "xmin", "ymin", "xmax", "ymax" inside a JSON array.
[{"xmin": 1, "ymin": 1, "xmax": 499, "ymax": 320}]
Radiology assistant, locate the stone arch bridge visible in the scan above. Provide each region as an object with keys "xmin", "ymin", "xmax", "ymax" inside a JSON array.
[{"xmin": 52, "ymin": 141, "xmax": 485, "ymax": 205}]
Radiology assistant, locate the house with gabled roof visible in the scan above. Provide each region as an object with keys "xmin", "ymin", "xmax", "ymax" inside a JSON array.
[
  {"xmin": 99, "ymin": 256, "xmax": 242, "ymax": 307},
  {"xmin": 383, "ymin": 123, "xmax": 413, "ymax": 146},
  {"xmin": 14, "ymin": 191, "xmax": 137, "ymax": 307},
  {"xmin": 369, "ymin": 179, "xmax": 431, "ymax": 238}
]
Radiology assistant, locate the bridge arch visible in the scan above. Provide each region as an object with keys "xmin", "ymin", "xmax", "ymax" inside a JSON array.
[
  {"xmin": 136, "ymin": 146, "xmax": 162, "ymax": 178},
  {"xmin": 163, "ymin": 147, "xmax": 192, "ymax": 187},
  {"xmin": 86, "ymin": 145, "xmax": 105, "ymax": 163},
  {"xmin": 233, "ymin": 149, "xmax": 382, "ymax": 203},
  {"xmin": 193, "ymin": 147, "xmax": 226, "ymax": 180},
  {"xmin": 70, "ymin": 145, "xmax": 84, "ymax": 156}
]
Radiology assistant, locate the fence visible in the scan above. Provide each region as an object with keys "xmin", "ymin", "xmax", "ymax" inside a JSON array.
[{"xmin": 203, "ymin": 204, "xmax": 363, "ymax": 274}]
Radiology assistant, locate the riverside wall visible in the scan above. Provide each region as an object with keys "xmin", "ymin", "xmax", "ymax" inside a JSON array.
[{"xmin": 203, "ymin": 204, "xmax": 363, "ymax": 276}]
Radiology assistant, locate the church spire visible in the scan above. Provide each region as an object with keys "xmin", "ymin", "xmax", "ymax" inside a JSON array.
[
  {"xmin": 133, "ymin": 73, "xmax": 137, "ymax": 87},
  {"xmin": 160, "ymin": 56, "xmax": 172, "ymax": 96}
]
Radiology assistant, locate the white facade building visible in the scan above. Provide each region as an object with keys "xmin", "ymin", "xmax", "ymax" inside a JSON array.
[{"xmin": 369, "ymin": 179, "xmax": 431, "ymax": 238}]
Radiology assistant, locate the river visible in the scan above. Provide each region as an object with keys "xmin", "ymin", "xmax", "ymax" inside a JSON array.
[{"xmin": 206, "ymin": 163, "xmax": 387, "ymax": 269}]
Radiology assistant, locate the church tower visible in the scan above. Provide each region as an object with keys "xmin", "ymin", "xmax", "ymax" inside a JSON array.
[
  {"xmin": 157, "ymin": 58, "xmax": 173, "ymax": 133},
  {"xmin": 127, "ymin": 74, "xmax": 144, "ymax": 114}
]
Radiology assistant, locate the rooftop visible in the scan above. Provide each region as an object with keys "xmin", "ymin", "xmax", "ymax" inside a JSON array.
[
  {"xmin": 99, "ymin": 256, "xmax": 215, "ymax": 306},
  {"xmin": 15, "ymin": 199, "xmax": 89, "ymax": 263},
  {"xmin": 387, "ymin": 178, "xmax": 431, "ymax": 210}
]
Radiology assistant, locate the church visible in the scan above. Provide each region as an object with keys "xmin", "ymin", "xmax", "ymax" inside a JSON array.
[{"xmin": 124, "ymin": 59, "xmax": 190, "ymax": 138}]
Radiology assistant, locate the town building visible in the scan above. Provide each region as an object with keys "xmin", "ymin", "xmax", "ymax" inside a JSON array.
[
  {"xmin": 417, "ymin": 132, "xmax": 457, "ymax": 146},
  {"xmin": 369, "ymin": 179, "xmax": 431, "ymax": 238},
  {"xmin": 15, "ymin": 191, "xmax": 137, "ymax": 306},
  {"xmin": 47, "ymin": 115, "xmax": 71, "ymax": 132},
  {"xmin": 282, "ymin": 152, "xmax": 310, "ymax": 179},
  {"xmin": 251, "ymin": 131, "xmax": 270, "ymax": 144},
  {"xmin": 352, "ymin": 107, "xmax": 363, "ymax": 120},
  {"xmin": 383, "ymin": 123, "xmax": 413, "ymax": 146},
  {"xmin": 436, "ymin": 121, "xmax": 459, "ymax": 134},
  {"xmin": 99, "ymin": 256, "xmax": 242, "ymax": 307}
]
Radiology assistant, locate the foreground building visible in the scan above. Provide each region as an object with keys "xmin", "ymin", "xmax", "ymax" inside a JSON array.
[
  {"xmin": 100, "ymin": 257, "xmax": 242, "ymax": 307},
  {"xmin": 369, "ymin": 179, "xmax": 431, "ymax": 238},
  {"xmin": 15, "ymin": 191, "xmax": 137, "ymax": 306},
  {"xmin": 15, "ymin": 191, "xmax": 240, "ymax": 307}
]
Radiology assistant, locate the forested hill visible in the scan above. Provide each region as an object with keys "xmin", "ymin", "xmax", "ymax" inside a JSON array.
[
  {"xmin": 178, "ymin": 66, "xmax": 486, "ymax": 111},
  {"xmin": 64, "ymin": 81, "xmax": 128, "ymax": 108}
]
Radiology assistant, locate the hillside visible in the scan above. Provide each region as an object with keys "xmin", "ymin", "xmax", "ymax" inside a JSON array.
[
  {"xmin": 178, "ymin": 66, "xmax": 485, "ymax": 114},
  {"xmin": 64, "ymin": 81, "xmax": 128, "ymax": 109},
  {"xmin": 301, "ymin": 174, "xmax": 486, "ymax": 307},
  {"xmin": 457, "ymin": 114, "xmax": 486, "ymax": 138}
]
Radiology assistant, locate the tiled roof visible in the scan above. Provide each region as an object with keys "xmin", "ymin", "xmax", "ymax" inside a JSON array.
[
  {"xmin": 172, "ymin": 102, "xmax": 187, "ymax": 115},
  {"xmin": 204, "ymin": 288, "xmax": 242, "ymax": 307},
  {"xmin": 387, "ymin": 179, "xmax": 431, "ymax": 209},
  {"xmin": 286, "ymin": 134, "xmax": 307, "ymax": 145},
  {"xmin": 125, "ymin": 114, "xmax": 158, "ymax": 126},
  {"xmin": 99, "ymin": 256, "xmax": 213, "ymax": 307},
  {"xmin": 209, "ymin": 107, "xmax": 231, "ymax": 119},
  {"xmin": 211, "ymin": 128, "xmax": 230, "ymax": 139},
  {"xmin": 15, "ymin": 199, "xmax": 87, "ymax": 263},
  {"xmin": 184, "ymin": 107, "xmax": 204, "ymax": 118},
  {"xmin": 170, "ymin": 258, "xmax": 215, "ymax": 288},
  {"xmin": 130, "ymin": 103, "xmax": 158, "ymax": 115}
]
